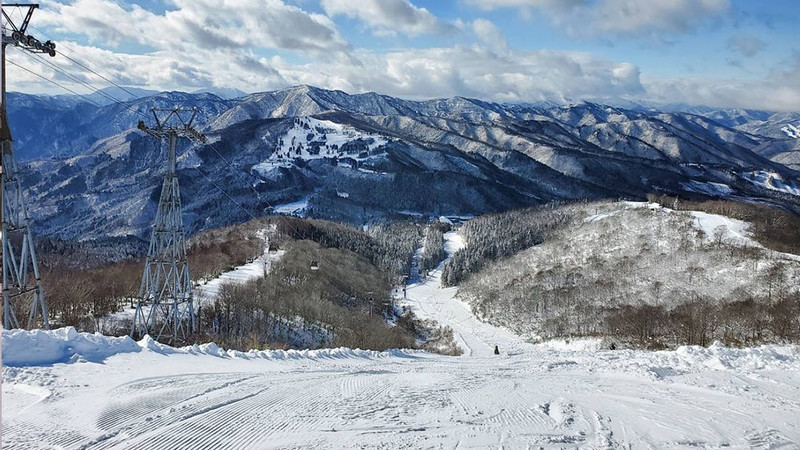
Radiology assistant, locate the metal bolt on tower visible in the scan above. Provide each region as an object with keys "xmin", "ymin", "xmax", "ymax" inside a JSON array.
[
  {"xmin": 1, "ymin": 3, "xmax": 55, "ymax": 330},
  {"xmin": 131, "ymin": 108, "xmax": 206, "ymax": 343}
]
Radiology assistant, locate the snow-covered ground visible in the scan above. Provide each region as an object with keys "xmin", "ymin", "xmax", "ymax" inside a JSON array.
[
  {"xmin": 4, "ymin": 325, "xmax": 800, "ymax": 448},
  {"xmin": 271, "ymin": 196, "xmax": 310, "ymax": 216},
  {"xmin": 401, "ymin": 232, "xmax": 529, "ymax": 357},
  {"xmin": 194, "ymin": 248, "xmax": 285, "ymax": 306},
  {"xmin": 272, "ymin": 117, "xmax": 388, "ymax": 161},
  {"xmin": 4, "ymin": 227, "xmax": 800, "ymax": 448},
  {"xmin": 103, "ymin": 235, "xmax": 284, "ymax": 332},
  {"xmin": 743, "ymin": 170, "xmax": 800, "ymax": 196}
]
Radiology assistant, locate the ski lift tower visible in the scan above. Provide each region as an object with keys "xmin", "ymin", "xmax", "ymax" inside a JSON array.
[
  {"xmin": 1, "ymin": 3, "xmax": 55, "ymax": 329},
  {"xmin": 131, "ymin": 107, "xmax": 206, "ymax": 343}
]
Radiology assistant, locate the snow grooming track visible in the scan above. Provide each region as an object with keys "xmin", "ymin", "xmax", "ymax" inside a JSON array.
[{"xmin": 5, "ymin": 330, "xmax": 800, "ymax": 448}]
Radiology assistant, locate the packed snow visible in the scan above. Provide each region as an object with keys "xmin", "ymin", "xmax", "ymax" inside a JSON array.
[
  {"xmin": 4, "ymin": 322, "xmax": 800, "ymax": 447},
  {"xmin": 271, "ymin": 196, "xmax": 310, "ymax": 216},
  {"xmin": 194, "ymin": 247, "xmax": 285, "ymax": 306},
  {"xmin": 4, "ymin": 225, "xmax": 800, "ymax": 448},
  {"xmin": 401, "ymin": 232, "xmax": 528, "ymax": 357},
  {"xmin": 743, "ymin": 170, "xmax": 800, "ymax": 196}
]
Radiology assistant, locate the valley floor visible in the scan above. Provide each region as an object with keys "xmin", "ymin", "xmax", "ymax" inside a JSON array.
[{"xmin": 3, "ymin": 232, "xmax": 800, "ymax": 449}]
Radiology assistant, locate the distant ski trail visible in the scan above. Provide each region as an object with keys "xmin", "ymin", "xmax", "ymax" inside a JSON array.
[{"xmin": 402, "ymin": 231, "xmax": 530, "ymax": 357}]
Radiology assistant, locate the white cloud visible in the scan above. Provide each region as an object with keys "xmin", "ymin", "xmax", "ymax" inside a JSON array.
[
  {"xmin": 36, "ymin": 0, "xmax": 350, "ymax": 53},
  {"xmin": 472, "ymin": 19, "xmax": 508, "ymax": 51},
  {"xmin": 6, "ymin": 0, "xmax": 797, "ymax": 112},
  {"xmin": 464, "ymin": 0, "xmax": 731, "ymax": 38},
  {"xmin": 644, "ymin": 61, "xmax": 800, "ymax": 112},
  {"xmin": 7, "ymin": 37, "xmax": 645, "ymax": 106},
  {"xmin": 269, "ymin": 46, "xmax": 646, "ymax": 103},
  {"xmin": 320, "ymin": 0, "xmax": 449, "ymax": 36}
]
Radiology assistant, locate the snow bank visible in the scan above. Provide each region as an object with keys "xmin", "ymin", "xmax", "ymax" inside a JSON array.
[
  {"xmin": 2, "ymin": 327, "xmax": 422, "ymax": 367},
  {"xmin": 178, "ymin": 341, "xmax": 421, "ymax": 361},
  {"xmin": 596, "ymin": 342, "xmax": 800, "ymax": 379},
  {"xmin": 667, "ymin": 341, "xmax": 800, "ymax": 372},
  {"xmin": 530, "ymin": 338, "xmax": 800, "ymax": 376},
  {"xmin": 534, "ymin": 338, "xmax": 604, "ymax": 352},
  {"xmin": 2, "ymin": 327, "xmax": 141, "ymax": 367}
]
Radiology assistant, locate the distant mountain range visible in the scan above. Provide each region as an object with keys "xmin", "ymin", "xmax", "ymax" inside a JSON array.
[{"xmin": 6, "ymin": 85, "xmax": 800, "ymax": 242}]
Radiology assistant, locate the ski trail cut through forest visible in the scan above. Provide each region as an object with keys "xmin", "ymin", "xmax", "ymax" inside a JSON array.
[
  {"xmin": 194, "ymin": 244, "xmax": 285, "ymax": 306},
  {"xmin": 401, "ymin": 231, "xmax": 530, "ymax": 357}
]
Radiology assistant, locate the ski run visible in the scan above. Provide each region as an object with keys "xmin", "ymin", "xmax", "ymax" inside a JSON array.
[{"xmin": 4, "ymin": 229, "xmax": 800, "ymax": 448}]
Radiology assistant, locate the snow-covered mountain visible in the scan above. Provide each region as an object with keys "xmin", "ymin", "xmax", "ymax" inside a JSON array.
[
  {"xmin": 6, "ymin": 91, "xmax": 234, "ymax": 161},
  {"xmin": 8, "ymin": 85, "xmax": 800, "ymax": 241}
]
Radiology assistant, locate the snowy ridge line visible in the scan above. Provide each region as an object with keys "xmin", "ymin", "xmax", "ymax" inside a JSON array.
[{"xmin": 1, "ymin": 327, "xmax": 424, "ymax": 367}]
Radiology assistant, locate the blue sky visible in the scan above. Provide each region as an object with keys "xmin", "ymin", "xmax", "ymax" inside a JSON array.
[{"xmin": 5, "ymin": 0, "xmax": 800, "ymax": 110}]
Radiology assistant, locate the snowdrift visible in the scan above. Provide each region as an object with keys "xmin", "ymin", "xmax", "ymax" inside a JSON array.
[
  {"xmin": 1, "ymin": 327, "xmax": 421, "ymax": 367},
  {"xmin": 2, "ymin": 327, "xmax": 140, "ymax": 366}
]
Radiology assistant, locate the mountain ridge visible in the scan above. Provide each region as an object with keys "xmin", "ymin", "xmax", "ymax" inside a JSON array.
[{"xmin": 6, "ymin": 84, "xmax": 800, "ymax": 242}]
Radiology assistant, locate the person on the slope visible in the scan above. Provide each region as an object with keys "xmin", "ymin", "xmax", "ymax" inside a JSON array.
[{"xmin": 494, "ymin": 345, "xmax": 499, "ymax": 355}]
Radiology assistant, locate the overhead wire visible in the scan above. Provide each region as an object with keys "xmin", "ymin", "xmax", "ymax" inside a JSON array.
[
  {"xmin": 12, "ymin": 28, "xmax": 312, "ymax": 243},
  {"xmin": 23, "ymin": 51, "xmax": 125, "ymax": 105},
  {"xmin": 26, "ymin": 23, "xmax": 143, "ymax": 100},
  {"xmin": 14, "ymin": 48, "xmax": 267, "ymax": 226},
  {"xmin": 193, "ymin": 166, "xmax": 259, "ymax": 222},
  {"xmin": 5, "ymin": 58, "xmax": 103, "ymax": 107}
]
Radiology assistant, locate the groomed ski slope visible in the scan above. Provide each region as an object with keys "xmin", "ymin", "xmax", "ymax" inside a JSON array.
[
  {"xmin": 4, "ymin": 227, "xmax": 800, "ymax": 448},
  {"xmin": 402, "ymin": 232, "xmax": 529, "ymax": 357}
]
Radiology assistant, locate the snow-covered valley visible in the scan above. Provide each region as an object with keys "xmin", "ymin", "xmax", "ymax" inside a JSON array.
[{"xmin": 4, "ymin": 225, "xmax": 800, "ymax": 448}]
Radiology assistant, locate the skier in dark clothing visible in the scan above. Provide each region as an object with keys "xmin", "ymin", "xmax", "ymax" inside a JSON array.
[{"xmin": 494, "ymin": 345, "xmax": 499, "ymax": 355}]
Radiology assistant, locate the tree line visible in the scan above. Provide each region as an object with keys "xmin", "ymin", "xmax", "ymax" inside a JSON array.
[{"xmin": 442, "ymin": 204, "xmax": 573, "ymax": 286}]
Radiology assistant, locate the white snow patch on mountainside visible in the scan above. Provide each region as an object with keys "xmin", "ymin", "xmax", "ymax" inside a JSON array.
[
  {"xmin": 743, "ymin": 170, "xmax": 800, "ymax": 196},
  {"xmin": 272, "ymin": 117, "xmax": 388, "ymax": 161},
  {"xmin": 689, "ymin": 210, "xmax": 756, "ymax": 246},
  {"xmin": 272, "ymin": 196, "xmax": 311, "ymax": 216},
  {"xmin": 782, "ymin": 123, "xmax": 800, "ymax": 139},
  {"xmin": 681, "ymin": 180, "xmax": 734, "ymax": 196}
]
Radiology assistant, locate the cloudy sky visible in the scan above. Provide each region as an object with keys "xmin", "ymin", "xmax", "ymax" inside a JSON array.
[{"xmin": 4, "ymin": 0, "xmax": 799, "ymax": 110}]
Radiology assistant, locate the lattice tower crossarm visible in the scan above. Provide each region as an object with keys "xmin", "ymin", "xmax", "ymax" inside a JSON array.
[{"xmin": 131, "ymin": 108, "xmax": 205, "ymax": 343}]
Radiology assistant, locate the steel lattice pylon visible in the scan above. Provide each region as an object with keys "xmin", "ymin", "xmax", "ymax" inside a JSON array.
[
  {"xmin": 131, "ymin": 108, "xmax": 205, "ymax": 343},
  {"xmin": 1, "ymin": 4, "xmax": 55, "ymax": 330},
  {"xmin": 1, "ymin": 127, "xmax": 48, "ymax": 329}
]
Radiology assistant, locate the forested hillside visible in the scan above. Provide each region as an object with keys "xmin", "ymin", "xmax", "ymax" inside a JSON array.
[
  {"xmin": 450, "ymin": 200, "xmax": 800, "ymax": 349},
  {"xmin": 35, "ymin": 215, "xmax": 460, "ymax": 354}
]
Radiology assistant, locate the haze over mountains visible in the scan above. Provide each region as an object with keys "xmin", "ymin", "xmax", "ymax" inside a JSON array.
[{"xmin": 7, "ymin": 85, "xmax": 800, "ymax": 242}]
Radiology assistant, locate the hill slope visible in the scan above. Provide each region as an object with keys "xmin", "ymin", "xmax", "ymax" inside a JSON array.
[{"xmin": 452, "ymin": 201, "xmax": 800, "ymax": 347}]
